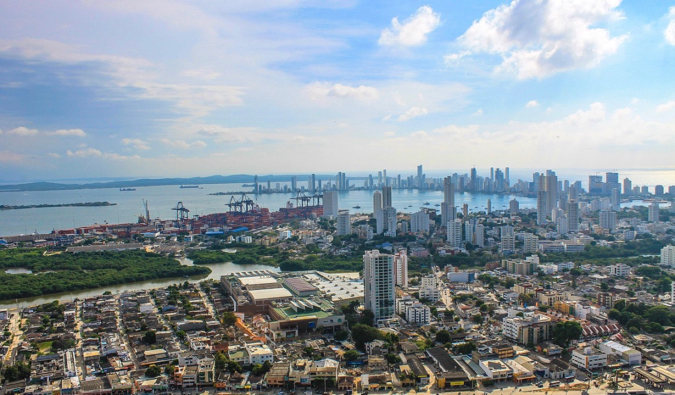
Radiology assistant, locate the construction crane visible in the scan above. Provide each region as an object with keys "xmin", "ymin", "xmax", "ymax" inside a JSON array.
[{"xmin": 172, "ymin": 201, "xmax": 190, "ymax": 222}]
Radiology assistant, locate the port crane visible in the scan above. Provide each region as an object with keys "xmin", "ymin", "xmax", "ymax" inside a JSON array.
[
  {"xmin": 226, "ymin": 194, "xmax": 256, "ymax": 213},
  {"xmin": 291, "ymin": 191, "xmax": 323, "ymax": 207},
  {"xmin": 172, "ymin": 201, "xmax": 190, "ymax": 222}
]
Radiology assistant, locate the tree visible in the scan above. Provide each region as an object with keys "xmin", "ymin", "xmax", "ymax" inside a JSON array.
[
  {"xmin": 252, "ymin": 361, "xmax": 272, "ymax": 376},
  {"xmin": 143, "ymin": 330, "xmax": 156, "ymax": 345},
  {"xmin": 600, "ymin": 282, "xmax": 609, "ymax": 291},
  {"xmin": 351, "ymin": 324, "xmax": 383, "ymax": 351},
  {"xmin": 334, "ymin": 330, "xmax": 349, "ymax": 341},
  {"xmin": 359, "ymin": 309, "xmax": 375, "ymax": 326},
  {"xmin": 570, "ymin": 268, "xmax": 582, "ymax": 276},
  {"xmin": 472, "ymin": 314, "xmax": 484, "ymax": 324},
  {"xmin": 454, "ymin": 341, "xmax": 477, "ymax": 355},
  {"xmin": 146, "ymin": 365, "xmax": 161, "ymax": 377},
  {"xmin": 343, "ymin": 349, "xmax": 360, "ymax": 362},
  {"xmin": 552, "ymin": 321, "xmax": 582, "ymax": 347},
  {"xmin": 176, "ymin": 330, "xmax": 186, "ymax": 340},
  {"xmin": 164, "ymin": 365, "xmax": 176, "ymax": 375},
  {"xmin": 385, "ymin": 353, "xmax": 401, "ymax": 364},
  {"xmin": 215, "ymin": 352, "xmax": 228, "ymax": 370},
  {"xmin": 303, "ymin": 347, "xmax": 315, "ymax": 357},
  {"xmin": 222, "ymin": 311, "xmax": 238, "ymax": 326},
  {"xmin": 435, "ymin": 330, "xmax": 451, "ymax": 344},
  {"xmin": 613, "ymin": 300, "xmax": 626, "ymax": 311},
  {"xmin": 227, "ymin": 361, "xmax": 243, "ymax": 373}
]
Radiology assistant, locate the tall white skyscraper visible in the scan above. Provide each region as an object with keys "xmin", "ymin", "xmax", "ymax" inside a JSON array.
[
  {"xmin": 337, "ymin": 210, "xmax": 351, "ymax": 236},
  {"xmin": 475, "ymin": 223, "xmax": 485, "ymax": 247},
  {"xmin": 464, "ymin": 221, "xmax": 474, "ymax": 245},
  {"xmin": 393, "ymin": 249, "xmax": 408, "ymax": 288},
  {"xmin": 410, "ymin": 211, "xmax": 430, "ymax": 233},
  {"xmin": 537, "ymin": 190, "xmax": 547, "ymax": 225},
  {"xmin": 417, "ymin": 165, "xmax": 424, "ymax": 188},
  {"xmin": 611, "ymin": 188, "xmax": 620, "ymax": 210},
  {"xmin": 557, "ymin": 215, "xmax": 569, "ymax": 234},
  {"xmin": 373, "ymin": 191, "xmax": 382, "ymax": 214},
  {"xmin": 649, "ymin": 202, "xmax": 660, "ymax": 223},
  {"xmin": 363, "ymin": 250, "xmax": 395, "ymax": 324},
  {"xmin": 509, "ymin": 199, "xmax": 519, "ymax": 217},
  {"xmin": 662, "ymin": 245, "xmax": 675, "ymax": 266},
  {"xmin": 322, "ymin": 190, "xmax": 339, "ymax": 218},
  {"xmin": 447, "ymin": 219, "xmax": 463, "ymax": 247},
  {"xmin": 487, "ymin": 199, "xmax": 492, "ymax": 214},
  {"xmin": 545, "ymin": 170, "xmax": 558, "ymax": 217},
  {"xmin": 441, "ymin": 176, "xmax": 455, "ymax": 225},
  {"xmin": 384, "ymin": 207, "xmax": 397, "ymax": 237},
  {"xmin": 567, "ymin": 200, "xmax": 579, "ymax": 232}
]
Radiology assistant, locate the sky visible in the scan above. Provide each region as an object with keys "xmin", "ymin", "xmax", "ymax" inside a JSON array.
[{"xmin": 1, "ymin": 0, "xmax": 675, "ymax": 182}]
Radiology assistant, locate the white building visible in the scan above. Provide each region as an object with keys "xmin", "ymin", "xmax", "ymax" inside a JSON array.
[
  {"xmin": 244, "ymin": 342, "xmax": 274, "ymax": 365},
  {"xmin": 363, "ymin": 250, "xmax": 395, "ymax": 324},
  {"xmin": 649, "ymin": 202, "xmax": 660, "ymax": 222},
  {"xmin": 405, "ymin": 303, "xmax": 431, "ymax": 326},
  {"xmin": 501, "ymin": 235, "xmax": 515, "ymax": 253},
  {"xmin": 393, "ymin": 249, "xmax": 408, "ymax": 288},
  {"xmin": 598, "ymin": 341, "xmax": 641, "ymax": 365},
  {"xmin": 556, "ymin": 215, "xmax": 569, "ymax": 234},
  {"xmin": 523, "ymin": 233, "xmax": 538, "ymax": 254},
  {"xmin": 419, "ymin": 275, "xmax": 439, "ymax": 302},
  {"xmin": 322, "ymin": 191, "xmax": 339, "ymax": 218},
  {"xmin": 447, "ymin": 219, "xmax": 462, "ymax": 247},
  {"xmin": 509, "ymin": 199, "xmax": 519, "ymax": 217},
  {"xmin": 599, "ymin": 210, "xmax": 617, "ymax": 231},
  {"xmin": 661, "ymin": 245, "xmax": 675, "ymax": 266},
  {"xmin": 537, "ymin": 190, "xmax": 547, "ymax": 225},
  {"xmin": 410, "ymin": 211, "xmax": 430, "ymax": 233},
  {"xmin": 475, "ymin": 223, "xmax": 485, "ymax": 247},
  {"xmin": 571, "ymin": 347, "xmax": 607, "ymax": 370},
  {"xmin": 336, "ymin": 210, "xmax": 351, "ymax": 236},
  {"xmin": 464, "ymin": 221, "xmax": 474, "ymax": 245},
  {"xmin": 608, "ymin": 263, "xmax": 630, "ymax": 277}
]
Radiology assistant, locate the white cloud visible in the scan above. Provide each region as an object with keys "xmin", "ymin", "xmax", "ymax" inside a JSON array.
[
  {"xmin": 378, "ymin": 6, "xmax": 441, "ymax": 47},
  {"xmin": 444, "ymin": 50, "xmax": 471, "ymax": 65},
  {"xmin": 0, "ymin": 151, "xmax": 24, "ymax": 162},
  {"xmin": 182, "ymin": 68, "xmax": 222, "ymax": 80},
  {"xmin": 305, "ymin": 82, "xmax": 379, "ymax": 102},
  {"xmin": 432, "ymin": 124, "xmax": 480, "ymax": 135},
  {"xmin": 411, "ymin": 130, "xmax": 429, "ymax": 139},
  {"xmin": 665, "ymin": 7, "xmax": 675, "ymax": 45},
  {"xmin": 525, "ymin": 100, "xmax": 539, "ymax": 108},
  {"xmin": 160, "ymin": 139, "xmax": 207, "ymax": 149},
  {"xmin": 455, "ymin": 0, "xmax": 627, "ymax": 79},
  {"xmin": 381, "ymin": 114, "xmax": 392, "ymax": 122},
  {"xmin": 398, "ymin": 106, "xmax": 428, "ymax": 122},
  {"xmin": 383, "ymin": 131, "xmax": 396, "ymax": 137},
  {"xmin": 48, "ymin": 153, "xmax": 62, "ymax": 158},
  {"xmin": 122, "ymin": 138, "xmax": 151, "ymax": 150},
  {"xmin": 656, "ymin": 101, "xmax": 675, "ymax": 113},
  {"xmin": 47, "ymin": 128, "xmax": 86, "ymax": 137},
  {"xmin": 631, "ymin": 98, "xmax": 640, "ymax": 105},
  {"xmin": 7, "ymin": 127, "xmax": 39, "ymax": 136},
  {"xmin": 471, "ymin": 108, "xmax": 484, "ymax": 117},
  {"xmin": 67, "ymin": 147, "xmax": 102, "ymax": 157}
]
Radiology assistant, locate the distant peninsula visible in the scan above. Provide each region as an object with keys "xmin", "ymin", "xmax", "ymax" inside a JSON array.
[
  {"xmin": 0, "ymin": 174, "xmax": 343, "ymax": 192},
  {"xmin": 0, "ymin": 202, "xmax": 117, "ymax": 210}
]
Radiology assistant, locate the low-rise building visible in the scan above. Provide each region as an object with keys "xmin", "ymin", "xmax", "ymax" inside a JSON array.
[{"xmin": 571, "ymin": 347, "xmax": 607, "ymax": 370}]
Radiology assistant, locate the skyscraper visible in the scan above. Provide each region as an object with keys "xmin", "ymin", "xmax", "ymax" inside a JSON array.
[
  {"xmin": 291, "ymin": 176, "xmax": 297, "ymax": 192},
  {"xmin": 310, "ymin": 174, "xmax": 316, "ymax": 193},
  {"xmin": 475, "ymin": 223, "xmax": 485, "ymax": 247},
  {"xmin": 505, "ymin": 167, "xmax": 510, "ymax": 187},
  {"xmin": 464, "ymin": 221, "xmax": 474, "ymax": 245},
  {"xmin": 610, "ymin": 188, "xmax": 620, "ymax": 210},
  {"xmin": 470, "ymin": 167, "xmax": 477, "ymax": 192},
  {"xmin": 368, "ymin": 174, "xmax": 374, "ymax": 190},
  {"xmin": 509, "ymin": 199, "xmax": 519, "ymax": 217},
  {"xmin": 567, "ymin": 200, "xmax": 579, "ymax": 232},
  {"xmin": 649, "ymin": 202, "xmax": 660, "ymax": 223},
  {"xmin": 417, "ymin": 165, "xmax": 424, "ymax": 188},
  {"xmin": 363, "ymin": 250, "xmax": 395, "ymax": 324},
  {"xmin": 545, "ymin": 170, "xmax": 558, "ymax": 217},
  {"xmin": 410, "ymin": 211, "xmax": 430, "ymax": 233},
  {"xmin": 441, "ymin": 176, "xmax": 455, "ymax": 225},
  {"xmin": 393, "ymin": 249, "xmax": 408, "ymax": 288},
  {"xmin": 487, "ymin": 199, "xmax": 491, "ymax": 214},
  {"xmin": 322, "ymin": 190, "xmax": 339, "ymax": 218},
  {"xmin": 381, "ymin": 186, "xmax": 392, "ymax": 209},
  {"xmin": 447, "ymin": 219, "xmax": 463, "ymax": 247},
  {"xmin": 623, "ymin": 178, "xmax": 632, "ymax": 196},
  {"xmin": 337, "ymin": 210, "xmax": 351, "ymax": 235},
  {"xmin": 537, "ymin": 190, "xmax": 547, "ymax": 225},
  {"xmin": 373, "ymin": 191, "xmax": 382, "ymax": 214},
  {"xmin": 599, "ymin": 210, "xmax": 617, "ymax": 231}
]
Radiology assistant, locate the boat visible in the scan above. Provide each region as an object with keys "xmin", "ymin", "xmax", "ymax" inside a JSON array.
[
  {"xmin": 353, "ymin": 205, "xmax": 361, "ymax": 209},
  {"xmin": 434, "ymin": 203, "xmax": 440, "ymax": 207},
  {"xmin": 423, "ymin": 202, "xmax": 430, "ymax": 205},
  {"xmin": 119, "ymin": 188, "xmax": 136, "ymax": 191},
  {"xmin": 180, "ymin": 185, "xmax": 200, "ymax": 189}
]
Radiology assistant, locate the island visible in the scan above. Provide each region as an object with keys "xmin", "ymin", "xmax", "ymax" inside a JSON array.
[{"xmin": 0, "ymin": 202, "xmax": 117, "ymax": 210}]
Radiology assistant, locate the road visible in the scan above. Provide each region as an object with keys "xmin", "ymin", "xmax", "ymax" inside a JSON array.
[{"xmin": 3, "ymin": 308, "xmax": 24, "ymax": 365}]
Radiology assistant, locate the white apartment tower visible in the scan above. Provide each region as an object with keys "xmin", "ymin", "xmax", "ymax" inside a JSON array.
[
  {"xmin": 465, "ymin": 221, "xmax": 474, "ymax": 245},
  {"xmin": 393, "ymin": 249, "xmax": 408, "ymax": 288},
  {"xmin": 381, "ymin": 186, "xmax": 392, "ymax": 209},
  {"xmin": 509, "ymin": 198, "xmax": 519, "ymax": 217},
  {"xmin": 363, "ymin": 250, "xmax": 395, "ymax": 323},
  {"xmin": 410, "ymin": 211, "xmax": 430, "ymax": 233},
  {"xmin": 649, "ymin": 202, "xmax": 660, "ymax": 223},
  {"xmin": 523, "ymin": 233, "xmax": 538, "ymax": 254},
  {"xmin": 537, "ymin": 190, "xmax": 547, "ymax": 225},
  {"xmin": 447, "ymin": 219, "xmax": 463, "ymax": 247},
  {"xmin": 545, "ymin": 170, "xmax": 558, "ymax": 217},
  {"xmin": 662, "ymin": 245, "xmax": 675, "ymax": 266},
  {"xmin": 599, "ymin": 210, "xmax": 617, "ymax": 232},
  {"xmin": 567, "ymin": 200, "xmax": 579, "ymax": 232},
  {"xmin": 441, "ymin": 176, "xmax": 455, "ymax": 225},
  {"xmin": 322, "ymin": 190, "xmax": 339, "ymax": 218},
  {"xmin": 475, "ymin": 223, "xmax": 485, "ymax": 247},
  {"xmin": 336, "ymin": 210, "xmax": 351, "ymax": 236}
]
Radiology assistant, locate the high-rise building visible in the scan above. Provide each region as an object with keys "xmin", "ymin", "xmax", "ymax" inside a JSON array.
[
  {"xmin": 310, "ymin": 174, "xmax": 316, "ymax": 193},
  {"xmin": 611, "ymin": 188, "xmax": 620, "ymax": 210},
  {"xmin": 417, "ymin": 165, "xmax": 424, "ymax": 188},
  {"xmin": 589, "ymin": 175, "xmax": 604, "ymax": 194},
  {"xmin": 505, "ymin": 167, "xmax": 510, "ymax": 187},
  {"xmin": 545, "ymin": 170, "xmax": 558, "ymax": 217},
  {"xmin": 291, "ymin": 176, "xmax": 297, "ymax": 192},
  {"xmin": 649, "ymin": 202, "xmax": 660, "ymax": 222},
  {"xmin": 442, "ymin": 176, "xmax": 455, "ymax": 225},
  {"xmin": 475, "ymin": 223, "xmax": 485, "ymax": 247},
  {"xmin": 567, "ymin": 200, "xmax": 579, "ymax": 232},
  {"xmin": 447, "ymin": 219, "xmax": 463, "ymax": 247},
  {"xmin": 410, "ymin": 211, "xmax": 430, "ymax": 233},
  {"xmin": 373, "ymin": 191, "xmax": 382, "ymax": 214},
  {"xmin": 384, "ymin": 207, "xmax": 397, "ymax": 237},
  {"xmin": 537, "ymin": 191, "xmax": 547, "ymax": 225},
  {"xmin": 322, "ymin": 191, "xmax": 339, "ymax": 218},
  {"xmin": 465, "ymin": 221, "xmax": 474, "ymax": 245},
  {"xmin": 661, "ymin": 245, "xmax": 675, "ymax": 266},
  {"xmin": 556, "ymin": 215, "xmax": 569, "ymax": 234},
  {"xmin": 655, "ymin": 185, "xmax": 665, "ymax": 196},
  {"xmin": 487, "ymin": 199, "xmax": 492, "ymax": 214},
  {"xmin": 510, "ymin": 199, "xmax": 519, "ymax": 217},
  {"xmin": 599, "ymin": 210, "xmax": 617, "ymax": 232},
  {"xmin": 363, "ymin": 250, "xmax": 395, "ymax": 324},
  {"xmin": 378, "ymin": 171, "xmax": 383, "ymax": 188},
  {"xmin": 623, "ymin": 178, "xmax": 631, "ymax": 196},
  {"xmin": 337, "ymin": 210, "xmax": 351, "ymax": 236},
  {"xmin": 393, "ymin": 249, "xmax": 408, "ymax": 288},
  {"xmin": 382, "ymin": 186, "xmax": 392, "ymax": 209},
  {"xmin": 462, "ymin": 203, "xmax": 469, "ymax": 218},
  {"xmin": 470, "ymin": 167, "xmax": 477, "ymax": 192},
  {"xmin": 523, "ymin": 233, "xmax": 538, "ymax": 254}
]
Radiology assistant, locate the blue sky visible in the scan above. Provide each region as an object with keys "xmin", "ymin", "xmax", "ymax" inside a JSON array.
[{"xmin": 1, "ymin": 0, "xmax": 675, "ymax": 182}]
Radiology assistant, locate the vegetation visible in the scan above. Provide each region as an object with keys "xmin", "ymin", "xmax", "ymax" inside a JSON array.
[
  {"xmin": 222, "ymin": 311, "xmax": 238, "ymax": 326},
  {"xmin": 551, "ymin": 321, "xmax": 582, "ymax": 347},
  {"xmin": 0, "ymin": 249, "xmax": 211, "ymax": 300},
  {"xmin": 2, "ymin": 362, "xmax": 31, "ymax": 381},
  {"xmin": 145, "ymin": 365, "xmax": 161, "ymax": 377},
  {"xmin": 343, "ymin": 349, "xmax": 360, "ymax": 361},
  {"xmin": 608, "ymin": 302, "xmax": 674, "ymax": 333},
  {"xmin": 351, "ymin": 324, "xmax": 383, "ymax": 351}
]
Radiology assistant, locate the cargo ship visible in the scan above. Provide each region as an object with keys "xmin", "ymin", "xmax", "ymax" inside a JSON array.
[
  {"xmin": 119, "ymin": 188, "xmax": 136, "ymax": 191},
  {"xmin": 180, "ymin": 185, "xmax": 201, "ymax": 189}
]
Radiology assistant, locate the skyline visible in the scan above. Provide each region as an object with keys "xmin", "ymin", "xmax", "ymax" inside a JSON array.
[{"xmin": 2, "ymin": 1, "xmax": 675, "ymax": 180}]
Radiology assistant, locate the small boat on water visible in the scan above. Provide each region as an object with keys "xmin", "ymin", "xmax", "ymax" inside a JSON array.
[
  {"xmin": 180, "ymin": 185, "xmax": 201, "ymax": 189},
  {"xmin": 120, "ymin": 188, "xmax": 136, "ymax": 191},
  {"xmin": 423, "ymin": 202, "xmax": 430, "ymax": 205},
  {"xmin": 353, "ymin": 205, "xmax": 361, "ymax": 209},
  {"xmin": 434, "ymin": 203, "xmax": 440, "ymax": 207}
]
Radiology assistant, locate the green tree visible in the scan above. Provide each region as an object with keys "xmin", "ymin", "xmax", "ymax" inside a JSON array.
[
  {"xmin": 552, "ymin": 321, "xmax": 582, "ymax": 347},
  {"xmin": 600, "ymin": 282, "xmax": 609, "ymax": 291},
  {"xmin": 222, "ymin": 311, "xmax": 238, "ymax": 326},
  {"xmin": 385, "ymin": 353, "xmax": 401, "ymax": 364},
  {"xmin": 143, "ymin": 330, "xmax": 156, "ymax": 345},
  {"xmin": 146, "ymin": 365, "xmax": 161, "ymax": 377},
  {"xmin": 334, "ymin": 330, "xmax": 349, "ymax": 341},
  {"xmin": 343, "ymin": 349, "xmax": 360, "ymax": 362},
  {"xmin": 227, "ymin": 361, "xmax": 243, "ymax": 373},
  {"xmin": 454, "ymin": 341, "xmax": 477, "ymax": 355},
  {"xmin": 175, "ymin": 330, "xmax": 186, "ymax": 340},
  {"xmin": 472, "ymin": 314, "xmax": 484, "ymax": 324},
  {"xmin": 351, "ymin": 324, "xmax": 383, "ymax": 351},
  {"xmin": 435, "ymin": 329, "xmax": 451, "ymax": 344},
  {"xmin": 215, "ymin": 352, "xmax": 228, "ymax": 370},
  {"xmin": 164, "ymin": 365, "xmax": 176, "ymax": 375}
]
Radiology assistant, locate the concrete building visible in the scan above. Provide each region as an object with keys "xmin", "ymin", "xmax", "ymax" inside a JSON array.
[
  {"xmin": 322, "ymin": 191, "xmax": 339, "ymax": 218},
  {"xmin": 599, "ymin": 341, "xmax": 641, "ymax": 365},
  {"xmin": 447, "ymin": 219, "xmax": 462, "ymax": 247},
  {"xmin": 510, "ymin": 199, "xmax": 519, "ymax": 217},
  {"xmin": 567, "ymin": 201, "xmax": 579, "ymax": 232},
  {"xmin": 662, "ymin": 245, "xmax": 675, "ymax": 266},
  {"xmin": 441, "ymin": 176, "xmax": 455, "ymax": 225},
  {"xmin": 608, "ymin": 263, "xmax": 630, "ymax": 277},
  {"xmin": 405, "ymin": 303, "xmax": 431, "ymax": 326},
  {"xmin": 363, "ymin": 250, "xmax": 395, "ymax": 324},
  {"xmin": 599, "ymin": 210, "xmax": 617, "ymax": 232},
  {"xmin": 475, "ymin": 223, "xmax": 485, "ymax": 247},
  {"xmin": 410, "ymin": 211, "xmax": 430, "ymax": 233},
  {"xmin": 502, "ymin": 313, "xmax": 552, "ymax": 345},
  {"xmin": 337, "ymin": 210, "xmax": 351, "ymax": 236},
  {"xmin": 502, "ymin": 256, "xmax": 539, "ymax": 276},
  {"xmin": 393, "ymin": 249, "xmax": 408, "ymax": 288},
  {"xmin": 649, "ymin": 202, "xmax": 660, "ymax": 222},
  {"xmin": 537, "ymin": 191, "xmax": 547, "ymax": 225},
  {"xmin": 523, "ymin": 233, "xmax": 538, "ymax": 254},
  {"xmin": 571, "ymin": 347, "xmax": 607, "ymax": 370}
]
